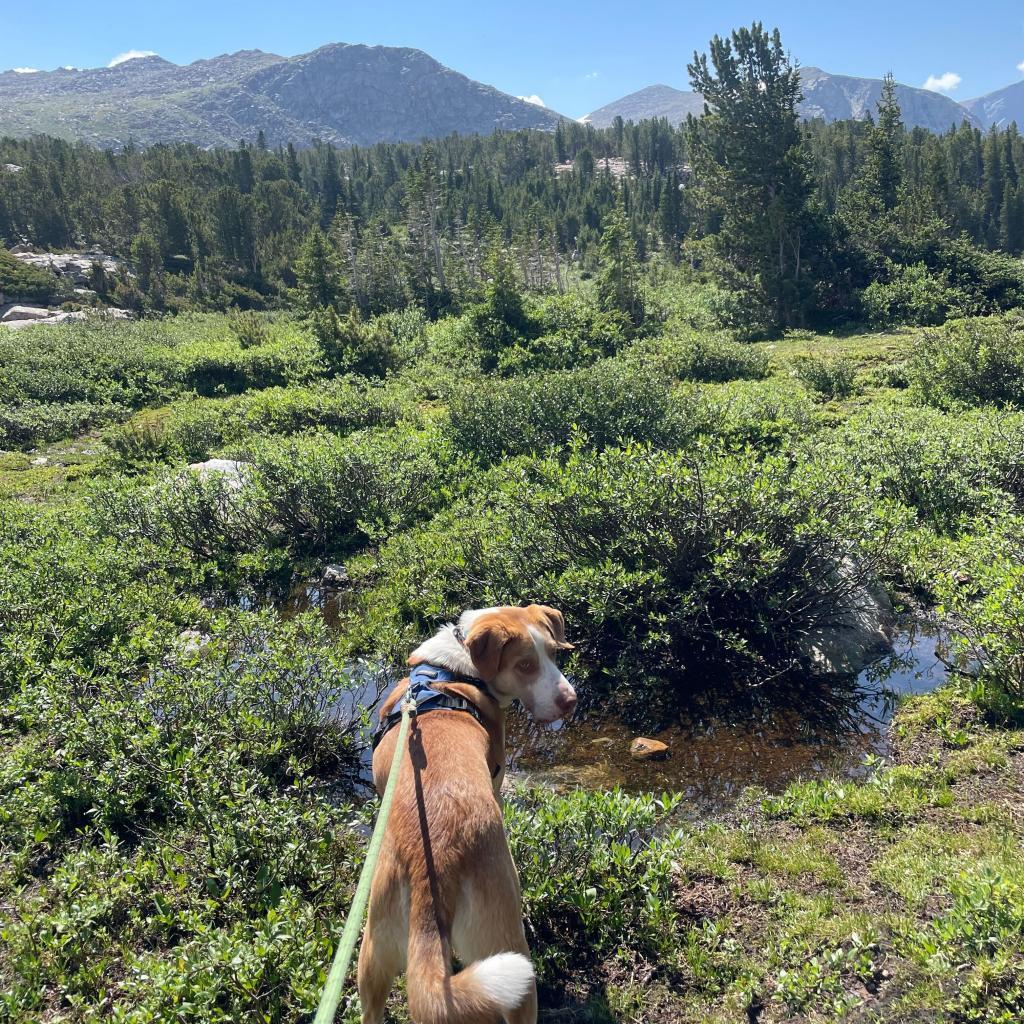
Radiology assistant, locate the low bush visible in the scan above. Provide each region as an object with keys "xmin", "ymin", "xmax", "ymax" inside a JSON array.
[
  {"xmin": 0, "ymin": 398, "xmax": 126, "ymax": 447},
  {"xmin": 698, "ymin": 378, "xmax": 818, "ymax": 449},
  {"xmin": 908, "ymin": 313, "xmax": 1024, "ymax": 409},
  {"xmin": 497, "ymin": 291, "xmax": 628, "ymax": 373},
  {"xmin": 351, "ymin": 441, "xmax": 902, "ymax": 693},
  {"xmin": 827, "ymin": 407, "xmax": 1024, "ymax": 533},
  {"xmin": 97, "ymin": 425, "xmax": 459, "ymax": 566},
  {"xmin": 631, "ymin": 332, "xmax": 771, "ymax": 383},
  {"xmin": 860, "ymin": 262, "xmax": 950, "ymax": 327},
  {"xmin": 107, "ymin": 379, "xmax": 414, "ymax": 464},
  {"xmin": 506, "ymin": 787, "xmax": 682, "ymax": 987},
  {"xmin": 446, "ymin": 358, "xmax": 692, "ymax": 465},
  {"xmin": 0, "ymin": 248, "xmax": 60, "ymax": 303},
  {"xmin": 791, "ymin": 356, "xmax": 856, "ymax": 399}
]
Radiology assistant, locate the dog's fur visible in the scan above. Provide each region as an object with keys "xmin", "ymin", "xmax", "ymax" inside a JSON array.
[{"xmin": 358, "ymin": 605, "xmax": 577, "ymax": 1023}]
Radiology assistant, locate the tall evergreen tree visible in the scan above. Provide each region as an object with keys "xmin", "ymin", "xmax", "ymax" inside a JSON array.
[
  {"xmin": 596, "ymin": 200, "xmax": 644, "ymax": 328},
  {"xmin": 687, "ymin": 23, "xmax": 821, "ymax": 327}
]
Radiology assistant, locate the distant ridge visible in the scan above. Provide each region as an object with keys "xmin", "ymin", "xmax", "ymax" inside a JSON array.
[
  {"xmin": 584, "ymin": 67, "xmax": 981, "ymax": 133},
  {"xmin": 0, "ymin": 43, "xmax": 565, "ymax": 149},
  {"xmin": 963, "ymin": 80, "xmax": 1024, "ymax": 130}
]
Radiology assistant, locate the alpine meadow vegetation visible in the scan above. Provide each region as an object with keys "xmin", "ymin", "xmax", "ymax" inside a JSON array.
[{"xmin": 2, "ymin": 21, "xmax": 1024, "ymax": 1024}]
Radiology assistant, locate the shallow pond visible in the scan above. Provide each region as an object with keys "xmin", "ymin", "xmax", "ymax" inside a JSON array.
[
  {"xmin": 504, "ymin": 620, "xmax": 951, "ymax": 809},
  {"xmin": 287, "ymin": 581, "xmax": 953, "ymax": 810}
]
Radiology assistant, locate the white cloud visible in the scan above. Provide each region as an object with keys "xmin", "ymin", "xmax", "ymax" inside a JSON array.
[
  {"xmin": 1018, "ymin": 59, "xmax": 1024, "ymax": 73},
  {"xmin": 107, "ymin": 49, "xmax": 158, "ymax": 68},
  {"xmin": 517, "ymin": 94, "xmax": 546, "ymax": 107},
  {"xmin": 12, "ymin": 67, "xmax": 39, "ymax": 74},
  {"xmin": 922, "ymin": 71, "xmax": 961, "ymax": 93},
  {"xmin": 584, "ymin": 71, "xmax": 600, "ymax": 80}
]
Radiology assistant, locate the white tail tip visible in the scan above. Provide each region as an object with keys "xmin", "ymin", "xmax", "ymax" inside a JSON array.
[{"xmin": 470, "ymin": 951, "xmax": 534, "ymax": 1011}]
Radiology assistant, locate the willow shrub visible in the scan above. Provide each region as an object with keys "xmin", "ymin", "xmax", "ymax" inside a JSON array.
[
  {"xmin": 95, "ymin": 425, "xmax": 462, "ymax": 567},
  {"xmin": 909, "ymin": 312, "xmax": 1024, "ymax": 409},
  {"xmin": 815, "ymin": 406, "xmax": 1024, "ymax": 534},
  {"xmin": 107, "ymin": 379, "xmax": 415, "ymax": 464},
  {"xmin": 351, "ymin": 440, "xmax": 904, "ymax": 692},
  {"xmin": 446, "ymin": 358, "xmax": 696, "ymax": 465}
]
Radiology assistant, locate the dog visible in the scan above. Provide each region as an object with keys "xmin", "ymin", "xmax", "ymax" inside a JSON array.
[{"xmin": 357, "ymin": 604, "xmax": 577, "ymax": 1023}]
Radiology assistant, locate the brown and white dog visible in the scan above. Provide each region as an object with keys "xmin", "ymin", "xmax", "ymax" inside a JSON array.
[{"xmin": 357, "ymin": 605, "xmax": 577, "ymax": 1023}]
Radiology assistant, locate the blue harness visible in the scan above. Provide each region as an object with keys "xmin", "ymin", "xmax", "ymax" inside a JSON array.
[{"xmin": 372, "ymin": 662, "xmax": 493, "ymax": 753}]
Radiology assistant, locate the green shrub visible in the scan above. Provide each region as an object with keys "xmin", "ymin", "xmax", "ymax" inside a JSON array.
[
  {"xmin": 909, "ymin": 313, "xmax": 1024, "ymax": 409},
  {"xmin": 506, "ymin": 787, "xmax": 682, "ymax": 986},
  {"xmin": 0, "ymin": 248, "xmax": 59, "ymax": 303},
  {"xmin": 820, "ymin": 406, "xmax": 1024, "ymax": 533},
  {"xmin": 497, "ymin": 291, "xmax": 628, "ymax": 373},
  {"xmin": 935, "ymin": 239, "xmax": 1024, "ymax": 317},
  {"xmin": 107, "ymin": 380, "xmax": 414, "ymax": 464},
  {"xmin": 792, "ymin": 356, "xmax": 856, "ymax": 399},
  {"xmin": 632, "ymin": 331, "xmax": 771, "ymax": 383},
  {"xmin": 860, "ymin": 262, "xmax": 950, "ymax": 327},
  {"xmin": 99, "ymin": 426, "xmax": 458, "ymax": 564},
  {"xmin": 351, "ymin": 441, "xmax": 902, "ymax": 691},
  {"xmin": 698, "ymin": 378, "xmax": 817, "ymax": 449},
  {"xmin": 446, "ymin": 358, "xmax": 690, "ymax": 465},
  {"xmin": 936, "ymin": 537, "xmax": 1024, "ymax": 719},
  {"xmin": 0, "ymin": 398, "xmax": 126, "ymax": 448},
  {"xmin": 229, "ymin": 309, "xmax": 272, "ymax": 348},
  {"xmin": 311, "ymin": 308, "xmax": 401, "ymax": 378},
  {"xmin": 0, "ymin": 319, "xmax": 178, "ymax": 407}
]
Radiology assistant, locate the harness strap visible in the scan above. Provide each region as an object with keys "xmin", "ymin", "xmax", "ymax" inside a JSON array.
[{"xmin": 373, "ymin": 663, "xmax": 501, "ymax": 778}]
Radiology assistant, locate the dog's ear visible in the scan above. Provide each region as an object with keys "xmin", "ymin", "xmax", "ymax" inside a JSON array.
[
  {"xmin": 466, "ymin": 618, "xmax": 512, "ymax": 680},
  {"xmin": 529, "ymin": 604, "xmax": 574, "ymax": 650}
]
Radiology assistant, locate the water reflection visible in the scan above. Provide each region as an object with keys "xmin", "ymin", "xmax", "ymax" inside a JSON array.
[{"xmin": 505, "ymin": 619, "xmax": 952, "ymax": 810}]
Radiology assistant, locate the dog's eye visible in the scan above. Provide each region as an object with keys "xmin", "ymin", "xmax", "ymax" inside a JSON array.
[{"xmin": 517, "ymin": 659, "xmax": 538, "ymax": 674}]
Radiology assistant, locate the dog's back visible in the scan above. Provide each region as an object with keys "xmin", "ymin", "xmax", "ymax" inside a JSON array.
[
  {"xmin": 359, "ymin": 695, "xmax": 534, "ymax": 1023},
  {"xmin": 358, "ymin": 605, "xmax": 576, "ymax": 1023}
]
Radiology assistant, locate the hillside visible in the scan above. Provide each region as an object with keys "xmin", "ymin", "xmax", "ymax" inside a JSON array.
[
  {"xmin": 964, "ymin": 79, "xmax": 1024, "ymax": 129},
  {"xmin": 0, "ymin": 44, "xmax": 564, "ymax": 148},
  {"xmin": 584, "ymin": 67, "xmax": 980, "ymax": 132}
]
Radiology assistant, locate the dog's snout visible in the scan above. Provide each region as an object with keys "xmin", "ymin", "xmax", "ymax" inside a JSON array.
[{"xmin": 556, "ymin": 683, "xmax": 578, "ymax": 717}]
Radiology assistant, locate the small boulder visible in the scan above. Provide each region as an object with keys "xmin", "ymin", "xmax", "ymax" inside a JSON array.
[
  {"xmin": 321, "ymin": 563, "xmax": 350, "ymax": 588},
  {"xmin": 1, "ymin": 304, "xmax": 51, "ymax": 322},
  {"xmin": 186, "ymin": 458, "xmax": 250, "ymax": 490},
  {"xmin": 630, "ymin": 737, "xmax": 669, "ymax": 761}
]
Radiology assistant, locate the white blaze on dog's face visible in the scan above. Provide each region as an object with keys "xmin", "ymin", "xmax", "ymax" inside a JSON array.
[{"xmin": 463, "ymin": 605, "xmax": 577, "ymax": 723}]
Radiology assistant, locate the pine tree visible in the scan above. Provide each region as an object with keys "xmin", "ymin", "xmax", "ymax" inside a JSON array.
[
  {"xmin": 596, "ymin": 200, "xmax": 644, "ymax": 328},
  {"xmin": 687, "ymin": 23, "xmax": 820, "ymax": 327},
  {"xmin": 295, "ymin": 227, "xmax": 347, "ymax": 312},
  {"xmin": 863, "ymin": 74, "xmax": 903, "ymax": 210}
]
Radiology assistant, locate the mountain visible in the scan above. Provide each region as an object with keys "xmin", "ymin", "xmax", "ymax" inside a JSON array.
[
  {"xmin": 0, "ymin": 44, "xmax": 564, "ymax": 149},
  {"xmin": 581, "ymin": 84, "xmax": 706, "ymax": 128},
  {"xmin": 963, "ymin": 80, "xmax": 1024, "ymax": 129},
  {"xmin": 584, "ymin": 68, "xmax": 980, "ymax": 133}
]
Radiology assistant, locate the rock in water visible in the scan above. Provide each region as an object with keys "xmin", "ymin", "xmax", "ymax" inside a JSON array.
[
  {"xmin": 321, "ymin": 563, "xmax": 350, "ymax": 588},
  {"xmin": 802, "ymin": 561, "xmax": 897, "ymax": 676},
  {"xmin": 630, "ymin": 737, "xmax": 669, "ymax": 761}
]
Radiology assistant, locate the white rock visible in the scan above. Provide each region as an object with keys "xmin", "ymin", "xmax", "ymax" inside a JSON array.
[
  {"xmin": 186, "ymin": 458, "xmax": 251, "ymax": 490},
  {"xmin": 802, "ymin": 566, "xmax": 896, "ymax": 676},
  {"xmin": 1, "ymin": 304, "xmax": 51, "ymax": 322}
]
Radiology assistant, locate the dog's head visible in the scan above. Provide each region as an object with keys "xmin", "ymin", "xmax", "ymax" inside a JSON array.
[{"xmin": 461, "ymin": 604, "xmax": 577, "ymax": 723}]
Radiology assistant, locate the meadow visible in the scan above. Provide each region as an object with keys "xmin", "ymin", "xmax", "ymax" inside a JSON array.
[{"xmin": 1, "ymin": 280, "xmax": 1023, "ymax": 1023}]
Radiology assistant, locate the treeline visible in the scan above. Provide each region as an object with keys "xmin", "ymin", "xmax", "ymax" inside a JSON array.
[{"xmin": 1, "ymin": 23, "xmax": 1023, "ymax": 329}]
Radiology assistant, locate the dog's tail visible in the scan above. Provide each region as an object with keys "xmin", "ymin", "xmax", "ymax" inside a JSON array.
[{"xmin": 405, "ymin": 916, "xmax": 534, "ymax": 1023}]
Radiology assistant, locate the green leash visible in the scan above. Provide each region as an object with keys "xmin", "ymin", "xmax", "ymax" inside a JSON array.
[{"xmin": 313, "ymin": 692, "xmax": 415, "ymax": 1024}]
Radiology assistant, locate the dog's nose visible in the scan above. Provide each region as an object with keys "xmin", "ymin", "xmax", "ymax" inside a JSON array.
[{"xmin": 556, "ymin": 688, "xmax": 578, "ymax": 717}]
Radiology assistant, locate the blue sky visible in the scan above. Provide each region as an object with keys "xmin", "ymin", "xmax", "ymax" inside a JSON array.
[{"xmin": 4, "ymin": 1, "xmax": 1024, "ymax": 118}]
